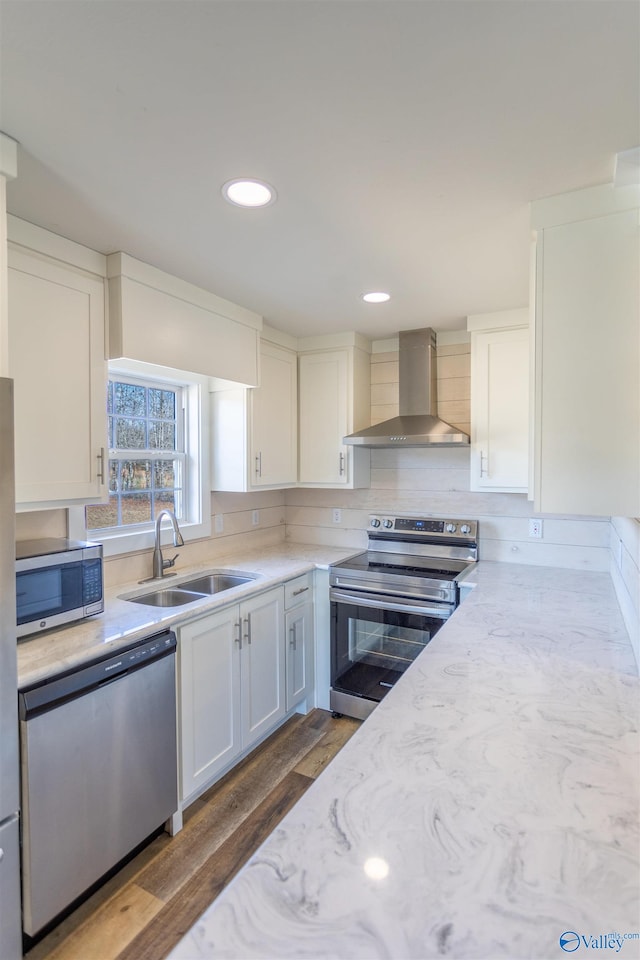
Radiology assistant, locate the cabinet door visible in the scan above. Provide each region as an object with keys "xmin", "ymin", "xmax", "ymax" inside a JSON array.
[
  {"xmin": 179, "ymin": 608, "xmax": 242, "ymax": 803},
  {"xmin": 240, "ymin": 588, "xmax": 285, "ymax": 749},
  {"xmin": 251, "ymin": 342, "xmax": 297, "ymax": 487},
  {"xmin": 285, "ymin": 600, "xmax": 314, "ymax": 711},
  {"xmin": 470, "ymin": 327, "xmax": 529, "ymax": 492},
  {"xmin": 298, "ymin": 351, "xmax": 348, "ymax": 484},
  {"xmin": 8, "ymin": 248, "xmax": 107, "ymax": 505},
  {"xmin": 534, "ymin": 208, "xmax": 639, "ymax": 516}
]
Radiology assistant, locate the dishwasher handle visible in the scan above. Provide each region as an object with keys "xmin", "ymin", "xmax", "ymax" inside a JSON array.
[{"xmin": 19, "ymin": 630, "xmax": 177, "ymax": 720}]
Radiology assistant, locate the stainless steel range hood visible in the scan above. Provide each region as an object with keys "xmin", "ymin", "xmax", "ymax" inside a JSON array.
[{"xmin": 343, "ymin": 328, "xmax": 470, "ymax": 447}]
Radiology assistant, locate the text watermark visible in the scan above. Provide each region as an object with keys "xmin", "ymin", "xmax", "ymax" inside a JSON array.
[{"xmin": 559, "ymin": 932, "xmax": 640, "ymax": 954}]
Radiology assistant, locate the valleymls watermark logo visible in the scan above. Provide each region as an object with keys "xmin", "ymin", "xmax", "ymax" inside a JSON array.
[{"xmin": 560, "ymin": 931, "xmax": 640, "ymax": 953}]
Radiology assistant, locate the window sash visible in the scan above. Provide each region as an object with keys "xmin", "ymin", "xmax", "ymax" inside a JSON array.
[{"xmin": 87, "ymin": 376, "xmax": 186, "ymax": 534}]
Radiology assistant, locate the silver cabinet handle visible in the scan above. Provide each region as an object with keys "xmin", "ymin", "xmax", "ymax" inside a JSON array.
[
  {"xmin": 339, "ymin": 452, "xmax": 345, "ymax": 476},
  {"xmin": 255, "ymin": 452, "xmax": 262, "ymax": 477},
  {"xmin": 235, "ymin": 621, "xmax": 242, "ymax": 649},
  {"xmin": 243, "ymin": 615, "xmax": 252, "ymax": 645},
  {"xmin": 479, "ymin": 450, "xmax": 489, "ymax": 478},
  {"xmin": 96, "ymin": 447, "xmax": 105, "ymax": 484},
  {"xmin": 292, "ymin": 586, "xmax": 309, "ymax": 596},
  {"xmin": 289, "ymin": 625, "xmax": 296, "ymax": 648}
]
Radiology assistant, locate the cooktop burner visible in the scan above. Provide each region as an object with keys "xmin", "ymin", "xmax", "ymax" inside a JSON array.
[{"xmin": 335, "ymin": 551, "xmax": 469, "ymax": 581}]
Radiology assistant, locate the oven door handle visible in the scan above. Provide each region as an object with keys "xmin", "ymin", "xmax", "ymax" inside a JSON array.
[{"xmin": 329, "ymin": 589, "xmax": 452, "ymax": 620}]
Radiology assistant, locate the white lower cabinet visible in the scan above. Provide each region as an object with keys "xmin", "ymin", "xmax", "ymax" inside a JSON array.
[
  {"xmin": 178, "ymin": 586, "xmax": 285, "ymax": 805},
  {"xmin": 284, "ymin": 574, "xmax": 314, "ymax": 711},
  {"xmin": 241, "ymin": 589, "xmax": 286, "ymax": 748},
  {"xmin": 179, "ymin": 606, "xmax": 241, "ymax": 802}
]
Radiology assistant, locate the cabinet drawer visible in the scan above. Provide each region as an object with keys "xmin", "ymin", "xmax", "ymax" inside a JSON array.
[{"xmin": 284, "ymin": 574, "xmax": 313, "ymax": 609}]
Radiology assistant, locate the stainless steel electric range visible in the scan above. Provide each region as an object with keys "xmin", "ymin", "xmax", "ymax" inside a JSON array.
[{"xmin": 329, "ymin": 515, "xmax": 478, "ymax": 720}]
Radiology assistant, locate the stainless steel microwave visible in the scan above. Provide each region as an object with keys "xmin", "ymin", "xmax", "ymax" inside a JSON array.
[{"xmin": 16, "ymin": 539, "xmax": 104, "ymax": 639}]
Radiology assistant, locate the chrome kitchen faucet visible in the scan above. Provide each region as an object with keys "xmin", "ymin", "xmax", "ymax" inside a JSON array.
[{"xmin": 148, "ymin": 509, "xmax": 184, "ymax": 580}]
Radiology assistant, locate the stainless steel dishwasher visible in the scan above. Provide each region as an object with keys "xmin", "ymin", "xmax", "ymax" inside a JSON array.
[{"xmin": 19, "ymin": 630, "xmax": 178, "ymax": 938}]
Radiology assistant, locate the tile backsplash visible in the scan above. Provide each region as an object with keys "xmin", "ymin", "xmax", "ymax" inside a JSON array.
[
  {"xmin": 16, "ymin": 509, "xmax": 66, "ymax": 541},
  {"xmin": 285, "ymin": 446, "xmax": 611, "ymax": 570}
]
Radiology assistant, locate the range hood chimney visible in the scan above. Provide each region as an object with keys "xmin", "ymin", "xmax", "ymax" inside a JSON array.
[{"xmin": 343, "ymin": 328, "xmax": 470, "ymax": 447}]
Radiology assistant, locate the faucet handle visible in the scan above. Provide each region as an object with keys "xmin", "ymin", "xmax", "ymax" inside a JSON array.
[{"xmin": 164, "ymin": 554, "xmax": 179, "ymax": 570}]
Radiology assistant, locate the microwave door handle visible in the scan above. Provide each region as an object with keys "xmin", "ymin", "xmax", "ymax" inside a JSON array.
[{"xmin": 330, "ymin": 589, "xmax": 451, "ymax": 620}]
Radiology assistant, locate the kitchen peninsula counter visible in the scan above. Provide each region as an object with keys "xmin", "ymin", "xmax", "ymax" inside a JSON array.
[{"xmin": 169, "ymin": 561, "xmax": 640, "ymax": 960}]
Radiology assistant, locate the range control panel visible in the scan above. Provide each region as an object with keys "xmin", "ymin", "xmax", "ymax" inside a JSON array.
[{"xmin": 368, "ymin": 515, "xmax": 477, "ymax": 540}]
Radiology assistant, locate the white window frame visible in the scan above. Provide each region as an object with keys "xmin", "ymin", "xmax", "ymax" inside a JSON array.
[{"xmin": 69, "ymin": 359, "xmax": 211, "ymax": 557}]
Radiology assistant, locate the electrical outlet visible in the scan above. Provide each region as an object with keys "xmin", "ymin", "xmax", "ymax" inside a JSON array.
[
  {"xmin": 214, "ymin": 514, "xmax": 224, "ymax": 534},
  {"xmin": 252, "ymin": 510, "xmax": 259, "ymax": 526},
  {"xmin": 528, "ymin": 518, "xmax": 543, "ymax": 539},
  {"xmin": 332, "ymin": 508, "xmax": 342, "ymax": 524}
]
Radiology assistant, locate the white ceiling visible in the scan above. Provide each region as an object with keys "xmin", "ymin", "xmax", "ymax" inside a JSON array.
[{"xmin": 1, "ymin": 1, "xmax": 638, "ymax": 340}]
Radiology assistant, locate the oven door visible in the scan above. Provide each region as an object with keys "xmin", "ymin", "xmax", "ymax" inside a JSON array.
[{"xmin": 330, "ymin": 588, "xmax": 453, "ymax": 714}]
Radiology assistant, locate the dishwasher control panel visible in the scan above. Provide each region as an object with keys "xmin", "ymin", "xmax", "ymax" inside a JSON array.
[{"xmin": 19, "ymin": 631, "xmax": 177, "ymax": 719}]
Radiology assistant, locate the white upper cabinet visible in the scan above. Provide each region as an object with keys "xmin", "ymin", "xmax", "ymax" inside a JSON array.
[
  {"xmin": 7, "ymin": 238, "xmax": 107, "ymax": 507},
  {"xmin": 468, "ymin": 310, "xmax": 529, "ymax": 493},
  {"xmin": 298, "ymin": 335, "xmax": 371, "ymax": 488},
  {"xmin": 531, "ymin": 183, "xmax": 639, "ymax": 517},
  {"xmin": 211, "ymin": 333, "xmax": 297, "ymax": 491},
  {"xmin": 251, "ymin": 340, "xmax": 297, "ymax": 486}
]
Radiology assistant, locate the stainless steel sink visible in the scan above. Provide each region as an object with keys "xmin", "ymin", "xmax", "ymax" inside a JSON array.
[
  {"xmin": 178, "ymin": 574, "xmax": 255, "ymax": 594},
  {"xmin": 120, "ymin": 571, "xmax": 257, "ymax": 607},
  {"xmin": 126, "ymin": 588, "xmax": 207, "ymax": 607}
]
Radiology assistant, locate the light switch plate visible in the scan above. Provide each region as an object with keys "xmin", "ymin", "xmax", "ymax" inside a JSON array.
[
  {"xmin": 252, "ymin": 510, "xmax": 260, "ymax": 526},
  {"xmin": 214, "ymin": 514, "xmax": 224, "ymax": 534}
]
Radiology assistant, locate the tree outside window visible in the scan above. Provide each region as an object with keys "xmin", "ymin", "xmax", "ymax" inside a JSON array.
[{"xmin": 86, "ymin": 378, "xmax": 185, "ymax": 532}]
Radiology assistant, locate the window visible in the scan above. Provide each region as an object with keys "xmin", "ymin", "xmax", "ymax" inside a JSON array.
[
  {"xmin": 71, "ymin": 360, "xmax": 211, "ymax": 557},
  {"xmin": 86, "ymin": 376, "xmax": 185, "ymax": 532}
]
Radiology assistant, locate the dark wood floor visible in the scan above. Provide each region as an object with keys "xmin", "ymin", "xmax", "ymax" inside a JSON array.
[{"xmin": 25, "ymin": 709, "xmax": 360, "ymax": 960}]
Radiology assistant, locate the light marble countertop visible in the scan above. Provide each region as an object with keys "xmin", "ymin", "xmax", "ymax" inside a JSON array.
[
  {"xmin": 169, "ymin": 561, "xmax": 640, "ymax": 960},
  {"xmin": 17, "ymin": 542, "xmax": 358, "ymax": 688}
]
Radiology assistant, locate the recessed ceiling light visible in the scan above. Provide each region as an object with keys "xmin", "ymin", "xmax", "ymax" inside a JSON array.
[
  {"xmin": 222, "ymin": 178, "xmax": 276, "ymax": 207},
  {"xmin": 362, "ymin": 291, "xmax": 391, "ymax": 303}
]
